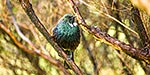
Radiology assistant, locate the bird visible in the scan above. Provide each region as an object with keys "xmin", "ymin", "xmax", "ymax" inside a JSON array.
[{"xmin": 52, "ymin": 14, "xmax": 80, "ymax": 69}]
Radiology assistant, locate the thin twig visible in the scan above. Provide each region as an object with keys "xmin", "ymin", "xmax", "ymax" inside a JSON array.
[
  {"xmin": 6, "ymin": 0, "xmax": 36, "ymax": 52},
  {"xmin": 79, "ymin": 0, "xmax": 139, "ymax": 38},
  {"xmin": 131, "ymin": 7, "xmax": 149, "ymax": 46},
  {"xmin": 6, "ymin": 0, "xmax": 71, "ymax": 74},
  {"xmin": 81, "ymin": 33, "xmax": 98, "ymax": 75},
  {"xmin": 110, "ymin": 1, "xmax": 134, "ymax": 74}
]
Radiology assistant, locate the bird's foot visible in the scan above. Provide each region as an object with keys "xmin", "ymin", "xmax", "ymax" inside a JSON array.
[{"xmin": 64, "ymin": 50, "xmax": 73, "ymax": 59}]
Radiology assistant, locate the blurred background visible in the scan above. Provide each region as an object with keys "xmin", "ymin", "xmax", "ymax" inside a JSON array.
[{"xmin": 0, "ymin": 0, "xmax": 150, "ymax": 75}]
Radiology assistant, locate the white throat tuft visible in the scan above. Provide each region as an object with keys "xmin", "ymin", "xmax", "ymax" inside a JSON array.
[
  {"xmin": 73, "ymin": 22, "xmax": 77, "ymax": 26},
  {"xmin": 69, "ymin": 23, "xmax": 74, "ymax": 27},
  {"xmin": 69, "ymin": 22, "xmax": 78, "ymax": 27}
]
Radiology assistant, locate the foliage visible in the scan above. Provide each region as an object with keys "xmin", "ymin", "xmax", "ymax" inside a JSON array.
[{"xmin": 0, "ymin": 0, "xmax": 150, "ymax": 75}]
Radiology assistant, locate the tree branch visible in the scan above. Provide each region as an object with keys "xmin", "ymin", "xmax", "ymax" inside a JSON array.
[
  {"xmin": 67, "ymin": 0, "xmax": 150, "ymax": 64},
  {"xmin": 19, "ymin": 0, "xmax": 82, "ymax": 74},
  {"xmin": 0, "ymin": 20, "xmax": 70, "ymax": 75},
  {"xmin": 131, "ymin": 7, "xmax": 149, "ymax": 47}
]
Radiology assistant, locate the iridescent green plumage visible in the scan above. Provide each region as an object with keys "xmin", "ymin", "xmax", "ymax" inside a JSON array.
[{"xmin": 53, "ymin": 14, "xmax": 80, "ymax": 68}]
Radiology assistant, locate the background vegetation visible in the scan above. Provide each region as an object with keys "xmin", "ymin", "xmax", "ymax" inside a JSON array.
[{"xmin": 0, "ymin": 0, "xmax": 150, "ymax": 75}]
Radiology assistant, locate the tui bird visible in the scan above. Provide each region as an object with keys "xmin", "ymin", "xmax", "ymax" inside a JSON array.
[{"xmin": 52, "ymin": 14, "xmax": 80, "ymax": 69}]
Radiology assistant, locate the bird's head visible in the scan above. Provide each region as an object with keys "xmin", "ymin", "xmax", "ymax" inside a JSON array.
[{"xmin": 59, "ymin": 14, "xmax": 77, "ymax": 27}]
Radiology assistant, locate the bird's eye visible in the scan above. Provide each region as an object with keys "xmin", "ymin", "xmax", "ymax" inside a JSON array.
[{"xmin": 68, "ymin": 16, "xmax": 72, "ymax": 19}]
